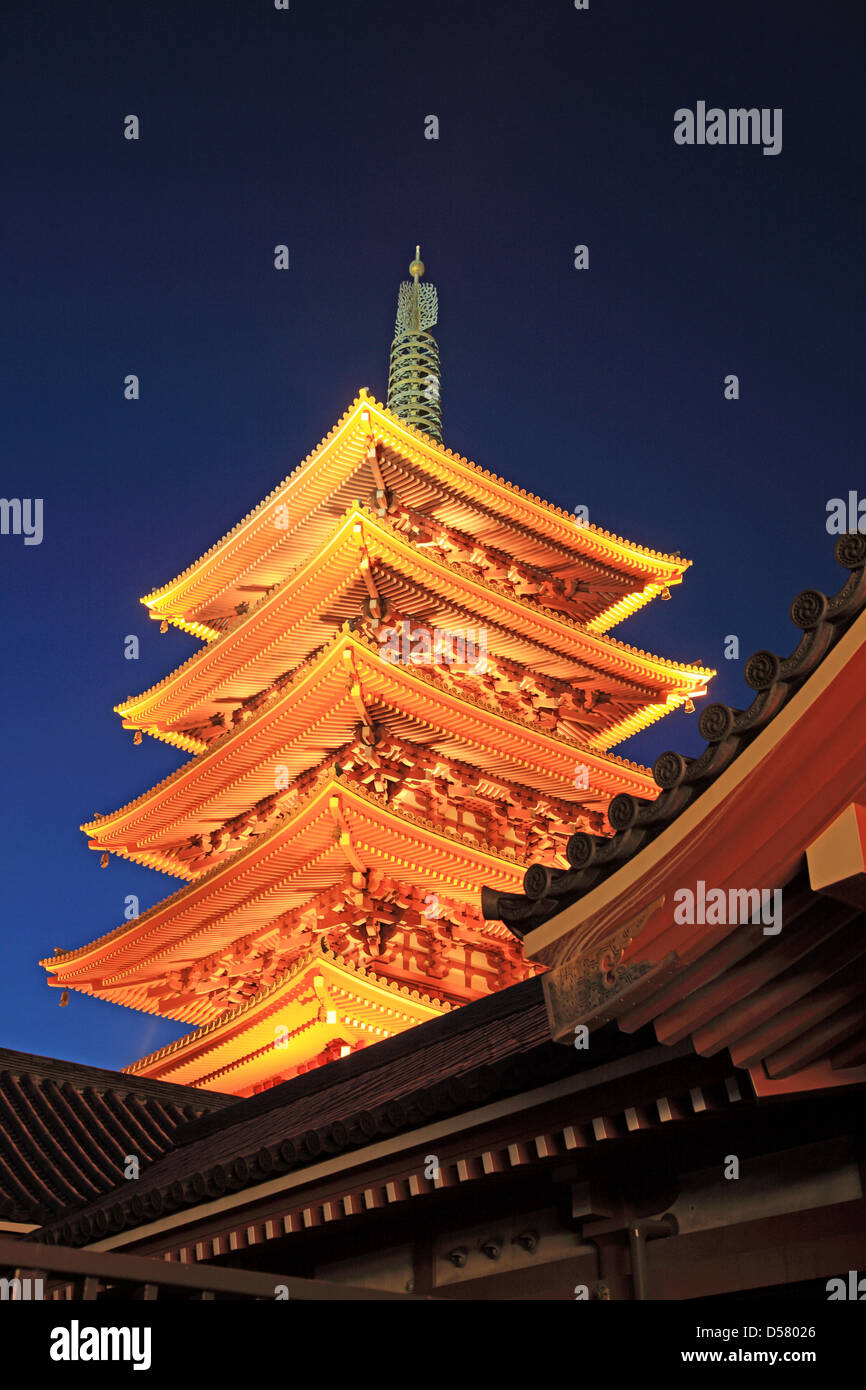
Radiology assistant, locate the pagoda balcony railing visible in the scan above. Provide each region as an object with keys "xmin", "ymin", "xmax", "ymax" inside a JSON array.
[{"xmin": 0, "ymin": 1237, "xmax": 420, "ymax": 1302}]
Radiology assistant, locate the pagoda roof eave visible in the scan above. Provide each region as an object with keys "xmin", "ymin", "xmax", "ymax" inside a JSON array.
[
  {"xmin": 48, "ymin": 777, "xmax": 533, "ymax": 985},
  {"xmin": 122, "ymin": 947, "xmax": 449, "ymax": 1092},
  {"xmin": 82, "ymin": 630, "xmax": 661, "ymax": 856},
  {"xmin": 141, "ymin": 393, "xmax": 692, "ymax": 631},
  {"xmin": 115, "ymin": 504, "xmax": 713, "ymax": 735}
]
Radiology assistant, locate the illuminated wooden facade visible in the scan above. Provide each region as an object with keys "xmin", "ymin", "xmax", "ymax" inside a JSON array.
[
  {"xmin": 43, "ymin": 380, "xmax": 710, "ymax": 1096},
  {"xmin": 488, "ymin": 533, "xmax": 866, "ymax": 1098}
]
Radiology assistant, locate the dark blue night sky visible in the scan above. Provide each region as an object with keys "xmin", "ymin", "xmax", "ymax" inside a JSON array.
[{"xmin": 1, "ymin": 0, "xmax": 863, "ymax": 1071}]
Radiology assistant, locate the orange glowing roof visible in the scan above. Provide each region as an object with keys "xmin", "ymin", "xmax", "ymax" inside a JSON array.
[
  {"xmin": 141, "ymin": 393, "xmax": 692, "ymax": 638},
  {"xmin": 517, "ymin": 555, "xmax": 866, "ymax": 1095},
  {"xmin": 122, "ymin": 947, "xmax": 449, "ymax": 1092},
  {"xmin": 83, "ymin": 630, "xmax": 662, "ymax": 869},
  {"xmin": 51, "ymin": 775, "xmax": 532, "ymax": 1004},
  {"xmin": 117, "ymin": 505, "xmax": 712, "ymax": 750}
]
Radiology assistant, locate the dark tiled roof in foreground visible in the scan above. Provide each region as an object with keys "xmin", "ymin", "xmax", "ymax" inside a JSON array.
[
  {"xmin": 484, "ymin": 534, "xmax": 866, "ymax": 935},
  {"xmin": 0, "ymin": 1047, "xmax": 237, "ymax": 1225},
  {"xmin": 30, "ymin": 978, "xmax": 659, "ymax": 1247}
]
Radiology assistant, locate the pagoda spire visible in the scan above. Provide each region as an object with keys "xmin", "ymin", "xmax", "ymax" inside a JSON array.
[{"xmin": 386, "ymin": 246, "xmax": 442, "ymax": 443}]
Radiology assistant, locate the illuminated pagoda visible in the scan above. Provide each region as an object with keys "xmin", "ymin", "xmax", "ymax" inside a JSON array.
[
  {"xmin": 43, "ymin": 251, "xmax": 711, "ymax": 1097},
  {"xmin": 17, "ymin": 540, "xmax": 866, "ymax": 1298}
]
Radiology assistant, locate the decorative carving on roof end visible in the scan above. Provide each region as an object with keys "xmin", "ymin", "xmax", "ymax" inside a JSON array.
[{"xmin": 483, "ymin": 536, "xmax": 866, "ymax": 936}]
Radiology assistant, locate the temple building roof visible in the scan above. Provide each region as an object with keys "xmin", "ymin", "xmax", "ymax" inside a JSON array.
[
  {"xmin": 23, "ymin": 979, "xmax": 681, "ymax": 1246},
  {"xmin": 483, "ymin": 535, "xmax": 866, "ymax": 1097},
  {"xmin": 17, "ymin": 965, "xmax": 866, "ymax": 1264},
  {"xmin": 0, "ymin": 1047, "xmax": 235, "ymax": 1228},
  {"xmin": 485, "ymin": 534, "xmax": 866, "ymax": 935},
  {"xmin": 17, "ymin": 973, "xmax": 866, "ymax": 1291},
  {"xmin": 119, "ymin": 945, "xmax": 452, "ymax": 1093}
]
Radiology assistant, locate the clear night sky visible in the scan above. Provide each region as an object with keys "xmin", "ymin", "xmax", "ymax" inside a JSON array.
[{"xmin": 1, "ymin": 0, "xmax": 863, "ymax": 1072}]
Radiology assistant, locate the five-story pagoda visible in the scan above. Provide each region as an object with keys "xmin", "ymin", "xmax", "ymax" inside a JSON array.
[{"xmin": 43, "ymin": 252, "xmax": 712, "ymax": 1095}]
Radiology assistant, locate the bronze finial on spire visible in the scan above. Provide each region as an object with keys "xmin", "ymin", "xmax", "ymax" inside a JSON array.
[{"xmin": 386, "ymin": 246, "xmax": 442, "ymax": 442}]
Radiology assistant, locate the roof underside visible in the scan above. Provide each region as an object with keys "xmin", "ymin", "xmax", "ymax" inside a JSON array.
[
  {"xmin": 122, "ymin": 947, "xmax": 450, "ymax": 1092},
  {"xmin": 118, "ymin": 506, "xmax": 711, "ymax": 750},
  {"xmin": 83, "ymin": 632, "xmax": 662, "ymax": 865},
  {"xmin": 50, "ymin": 778, "xmax": 531, "ymax": 992}
]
